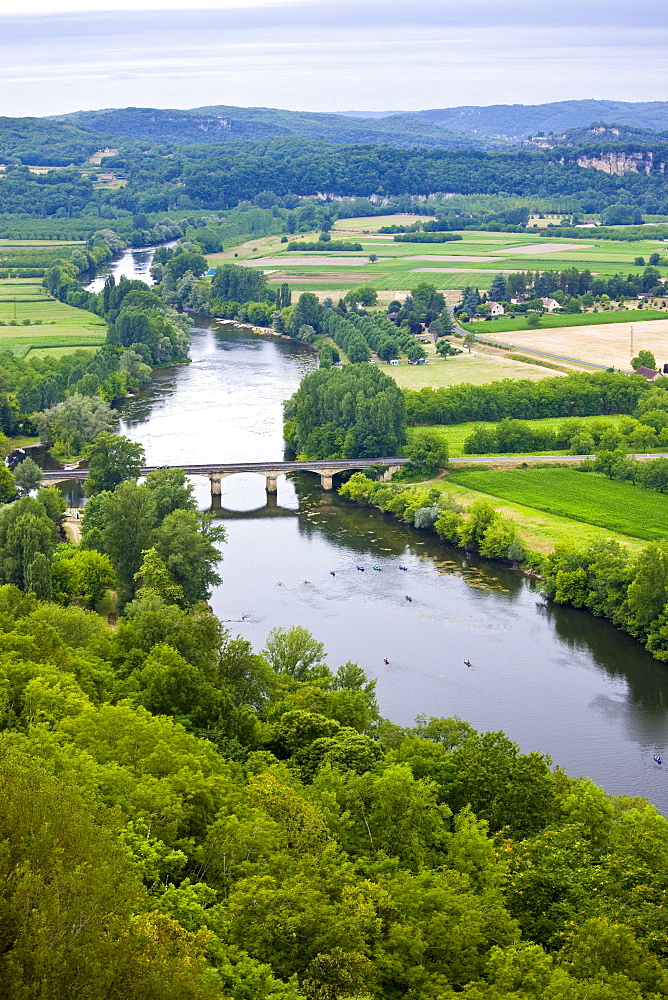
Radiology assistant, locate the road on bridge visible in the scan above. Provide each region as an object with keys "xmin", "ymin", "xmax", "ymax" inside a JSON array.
[{"xmin": 40, "ymin": 458, "xmax": 410, "ymax": 482}]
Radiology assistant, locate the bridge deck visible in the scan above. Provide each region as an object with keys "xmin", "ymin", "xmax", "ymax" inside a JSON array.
[{"xmin": 40, "ymin": 458, "xmax": 409, "ymax": 482}]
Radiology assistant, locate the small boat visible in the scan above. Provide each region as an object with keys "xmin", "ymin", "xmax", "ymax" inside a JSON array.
[
  {"xmin": 464, "ymin": 660, "xmax": 472, "ymax": 667},
  {"xmin": 405, "ymin": 595, "xmax": 412, "ymax": 602},
  {"xmin": 330, "ymin": 571, "xmax": 336, "ymax": 576},
  {"xmin": 399, "ymin": 566, "xmax": 408, "ymax": 572},
  {"xmin": 356, "ymin": 566, "xmax": 365, "ymax": 571},
  {"xmin": 654, "ymin": 755, "xmax": 663, "ymax": 764},
  {"xmin": 383, "ymin": 657, "xmax": 390, "ymax": 665},
  {"xmin": 373, "ymin": 566, "xmax": 382, "ymax": 572}
]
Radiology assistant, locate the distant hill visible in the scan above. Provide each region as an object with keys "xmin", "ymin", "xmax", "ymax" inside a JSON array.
[
  {"xmin": 528, "ymin": 121, "xmax": 668, "ymax": 148},
  {"xmin": 0, "ymin": 116, "xmax": 118, "ymax": 166},
  {"xmin": 50, "ymin": 106, "xmax": 507, "ymax": 150},
  {"xmin": 416, "ymin": 100, "xmax": 668, "ymax": 139}
]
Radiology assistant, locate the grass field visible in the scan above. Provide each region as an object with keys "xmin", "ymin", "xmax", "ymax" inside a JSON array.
[
  {"xmin": 448, "ymin": 467, "xmax": 668, "ymax": 540},
  {"xmin": 429, "ymin": 478, "xmax": 646, "ymax": 554},
  {"xmin": 412, "ymin": 414, "xmax": 629, "ymax": 457},
  {"xmin": 469, "ymin": 309, "xmax": 666, "ymax": 338},
  {"xmin": 385, "ymin": 351, "xmax": 555, "ymax": 388},
  {"xmin": 0, "ymin": 279, "xmax": 107, "ymax": 354},
  {"xmin": 27, "ymin": 345, "xmax": 99, "ymax": 359}
]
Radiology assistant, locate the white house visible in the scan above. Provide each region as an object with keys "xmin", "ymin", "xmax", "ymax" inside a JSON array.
[
  {"xmin": 541, "ymin": 297, "xmax": 561, "ymax": 312},
  {"xmin": 487, "ymin": 301, "xmax": 505, "ymax": 316}
]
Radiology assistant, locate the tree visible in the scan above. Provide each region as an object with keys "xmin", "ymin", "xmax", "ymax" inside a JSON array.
[
  {"xmin": 406, "ymin": 344, "xmax": 426, "ymax": 363},
  {"xmin": 134, "ymin": 547, "xmax": 185, "ymax": 605},
  {"xmin": 460, "ymin": 286, "xmax": 480, "ymax": 318},
  {"xmin": 526, "ymin": 312, "xmax": 541, "ymax": 328},
  {"xmin": 436, "ymin": 339, "xmax": 461, "ymax": 358},
  {"xmin": 345, "ymin": 286, "xmax": 378, "ymax": 309},
  {"xmin": 287, "ymin": 365, "xmax": 406, "ymax": 460},
  {"xmin": 404, "ymin": 429, "xmax": 449, "ymax": 474},
  {"xmin": 631, "ymin": 349, "xmax": 657, "ymax": 371},
  {"xmin": 153, "ymin": 510, "xmax": 225, "ymax": 606},
  {"xmin": 263, "ymin": 626, "xmax": 327, "ymax": 680},
  {"xmin": 25, "ymin": 550, "xmax": 52, "ymax": 600},
  {"xmin": 13, "ymin": 456, "xmax": 42, "ymax": 496},
  {"xmin": 290, "ymin": 293, "xmax": 321, "ymax": 334},
  {"xmin": 34, "ymin": 394, "xmax": 118, "ymax": 458},
  {"xmin": 91, "ymin": 480, "xmax": 155, "ymax": 605},
  {"xmin": 143, "ymin": 467, "xmax": 197, "ymax": 523},
  {"xmin": 488, "ymin": 273, "xmax": 508, "ymax": 301},
  {"xmin": 0, "ymin": 464, "xmax": 16, "ymax": 503},
  {"xmin": 53, "ymin": 547, "xmax": 115, "ymax": 608},
  {"xmin": 464, "ymin": 332, "xmax": 476, "ymax": 352},
  {"xmin": 85, "ymin": 433, "xmax": 145, "ymax": 496}
]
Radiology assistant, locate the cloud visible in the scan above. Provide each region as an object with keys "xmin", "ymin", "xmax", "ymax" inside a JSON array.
[{"xmin": 0, "ymin": 1, "xmax": 666, "ymax": 116}]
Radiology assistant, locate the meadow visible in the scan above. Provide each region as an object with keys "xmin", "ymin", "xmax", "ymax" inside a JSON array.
[
  {"xmin": 0, "ymin": 279, "xmax": 107, "ymax": 355},
  {"xmin": 448, "ymin": 467, "xmax": 668, "ymax": 540},
  {"xmin": 384, "ymin": 351, "xmax": 554, "ymax": 389}
]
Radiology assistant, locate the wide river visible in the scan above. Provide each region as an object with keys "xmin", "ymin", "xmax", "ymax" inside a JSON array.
[{"xmin": 83, "ymin": 248, "xmax": 668, "ymax": 810}]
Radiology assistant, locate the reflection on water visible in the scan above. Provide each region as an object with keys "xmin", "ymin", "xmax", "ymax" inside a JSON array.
[{"xmin": 61, "ymin": 295, "xmax": 668, "ymax": 813}]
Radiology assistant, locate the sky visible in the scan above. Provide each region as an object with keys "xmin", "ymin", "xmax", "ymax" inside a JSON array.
[{"xmin": 0, "ymin": 0, "xmax": 667, "ymax": 117}]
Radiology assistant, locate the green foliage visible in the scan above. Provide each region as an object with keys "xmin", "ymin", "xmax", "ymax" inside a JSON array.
[
  {"xmin": 405, "ymin": 371, "xmax": 654, "ymax": 426},
  {"xmin": 287, "ymin": 365, "xmax": 405, "ymax": 459},
  {"xmin": 631, "ymin": 349, "xmax": 657, "ymax": 371},
  {"xmin": 404, "ymin": 427, "xmax": 449, "ymax": 473},
  {"xmin": 85, "ymin": 432, "xmax": 145, "ymax": 496},
  {"xmin": 12, "ymin": 456, "xmax": 42, "ymax": 496}
]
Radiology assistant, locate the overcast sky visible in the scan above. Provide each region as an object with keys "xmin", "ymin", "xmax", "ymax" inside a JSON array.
[{"xmin": 0, "ymin": 0, "xmax": 666, "ymax": 117}]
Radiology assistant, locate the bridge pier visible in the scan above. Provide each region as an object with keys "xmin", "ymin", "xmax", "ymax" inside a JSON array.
[
  {"xmin": 266, "ymin": 475, "xmax": 278, "ymax": 494},
  {"xmin": 377, "ymin": 464, "xmax": 402, "ymax": 483},
  {"xmin": 320, "ymin": 474, "xmax": 333, "ymax": 491},
  {"xmin": 210, "ymin": 475, "xmax": 222, "ymax": 497}
]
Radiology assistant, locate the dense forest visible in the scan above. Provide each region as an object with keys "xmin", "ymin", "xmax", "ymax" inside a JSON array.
[
  {"xmin": 3, "ymin": 127, "xmax": 668, "ymax": 220},
  {"xmin": 5, "ymin": 456, "xmax": 668, "ymax": 997}
]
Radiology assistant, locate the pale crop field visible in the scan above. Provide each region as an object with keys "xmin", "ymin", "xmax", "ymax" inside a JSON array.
[{"xmin": 507, "ymin": 318, "xmax": 668, "ymax": 370}]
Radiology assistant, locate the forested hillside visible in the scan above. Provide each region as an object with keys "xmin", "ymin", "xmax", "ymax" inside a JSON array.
[
  {"xmin": 418, "ymin": 99, "xmax": 668, "ymax": 138},
  {"xmin": 50, "ymin": 106, "xmax": 504, "ymax": 150}
]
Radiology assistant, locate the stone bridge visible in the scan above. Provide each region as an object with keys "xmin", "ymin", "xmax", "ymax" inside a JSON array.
[{"xmin": 40, "ymin": 458, "xmax": 408, "ymax": 499}]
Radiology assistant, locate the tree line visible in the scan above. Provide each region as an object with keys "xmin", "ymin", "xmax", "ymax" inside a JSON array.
[
  {"xmin": 404, "ymin": 371, "xmax": 653, "ymax": 425},
  {"xmin": 462, "ymin": 392, "xmax": 668, "ymax": 456}
]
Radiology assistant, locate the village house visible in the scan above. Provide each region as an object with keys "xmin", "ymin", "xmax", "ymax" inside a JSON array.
[
  {"xmin": 541, "ymin": 297, "xmax": 561, "ymax": 312},
  {"xmin": 635, "ymin": 366, "xmax": 661, "ymax": 382},
  {"xmin": 487, "ymin": 301, "xmax": 505, "ymax": 316}
]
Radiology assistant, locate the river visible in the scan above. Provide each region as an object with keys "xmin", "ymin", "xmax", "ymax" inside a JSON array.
[{"xmin": 83, "ymin": 251, "xmax": 668, "ymax": 811}]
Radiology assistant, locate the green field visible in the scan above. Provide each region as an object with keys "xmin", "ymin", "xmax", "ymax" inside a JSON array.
[
  {"xmin": 0, "ymin": 279, "xmax": 107, "ymax": 354},
  {"xmin": 469, "ymin": 309, "xmax": 666, "ymax": 338},
  {"xmin": 413, "ymin": 414, "xmax": 629, "ymax": 457},
  {"xmin": 385, "ymin": 351, "xmax": 553, "ymax": 388},
  {"xmin": 216, "ymin": 221, "xmax": 668, "ymax": 308},
  {"xmin": 449, "ymin": 467, "xmax": 668, "ymax": 540},
  {"xmin": 27, "ymin": 345, "xmax": 100, "ymax": 359}
]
